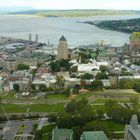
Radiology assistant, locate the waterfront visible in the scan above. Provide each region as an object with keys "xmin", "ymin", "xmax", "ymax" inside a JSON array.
[{"xmin": 0, "ymin": 14, "xmax": 140, "ymax": 47}]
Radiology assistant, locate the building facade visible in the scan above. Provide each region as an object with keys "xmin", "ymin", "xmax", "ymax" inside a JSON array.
[{"xmin": 57, "ymin": 35, "xmax": 69, "ymax": 60}]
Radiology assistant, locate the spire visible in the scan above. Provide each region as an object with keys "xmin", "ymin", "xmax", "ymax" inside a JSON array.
[
  {"xmin": 59, "ymin": 35, "xmax": 67, "ymax": 41},
  {"xmin": 130, "ymin": 114, "xmax": 139, "ymax": 130}
]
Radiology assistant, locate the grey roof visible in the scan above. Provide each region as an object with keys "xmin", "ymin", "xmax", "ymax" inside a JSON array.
[
  {"xmin": 128, "ymin": 115, "xmax": 140, "ymax": 140},
  {"xmin": 130, "ymin": 114, "xmax": 139, "ymax": 130},
  {"xmin": 80, "ymin": 131, "xmax": 108, "ymax": 140},
  {"xmin": 59, "ymin": 35, "xmax": 67, "ymax": 41}
]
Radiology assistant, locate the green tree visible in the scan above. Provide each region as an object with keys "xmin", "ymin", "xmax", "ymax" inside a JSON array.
[
  {"xmin": 56, "ymin": 76, "xmax": 65, "ymax": 88},
  {"xmin": 70, "ymin": 66, "xmax": 78, "ymax": 73},
  {"xmin": 96, "ymin": 72, "xmax": 108, "ymax": 80},
  {"xmin": 65, "ymin": 100, "xmax": 78, "ymax": 114},
  {"xmin": 100, "ymin": 65, "xmax": 107, "ymax": 73},
  {"xmin": 81, "ymin": 73, "xmax": 93, "ymax": 80},
  {"xmin": 39, "ymin": 84, "xmax": 47, "ymax": 92},
  {"xmin": 134, "ymin": 80, "xmax": 140, "ymax": 93},
  {"xmin": 90, "ymin": 80, "xmax": 103, "ymax": 91},
  {"xmin": 79, "ymin": 105, "xmax": 95, "ymax": 121},
  {"xmin": 49, "ymin": 62, "xmax": 61, "ymax": 72},
  {"xmin": 119, "ymin": 79, "xmax": 134, "ymax": 89},
  {"xmin": 17, "ymin": 64, "xmax": 29, "ymax": 70},
  {"xmin": 13, "ymin": 83, "xmax": 20, "ymax": 92}
]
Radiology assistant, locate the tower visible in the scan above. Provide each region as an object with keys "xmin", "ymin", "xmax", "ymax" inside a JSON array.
[
  {"xmin": 29, "ymin": 33, "xmax": 32, "ymax": 42},
  {"xmin": 57, "ymin": 35, "xmax": 69, "ymax": 60},
  {"xmin": 35, "ymin": 34, "xmax": 38, "ymax": 44}
]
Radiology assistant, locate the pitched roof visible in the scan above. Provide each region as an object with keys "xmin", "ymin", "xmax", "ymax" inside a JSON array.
[
  {"xmin": 80, "ymin": 131, "xmax": 108, "ymax": 140},
  {"xmin": 59, "ymin": 35, "xmax": 67, "ymax": 41},
  {"xmin": 52, "ymin": 128, "xmax": 73, "ymax": 140}
]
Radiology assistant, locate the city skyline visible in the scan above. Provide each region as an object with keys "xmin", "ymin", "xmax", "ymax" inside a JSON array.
[{"xmin": 0, "ymin": 0, "xmax": 140, "ymax": 10}]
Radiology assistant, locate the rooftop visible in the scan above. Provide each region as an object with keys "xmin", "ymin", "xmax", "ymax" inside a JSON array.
[
  {"xmin": 128, "ymin": 115, "xmax": 140, "ymax": 140},
  {"xmin": 52, "ymin": 128, "xmax": 73, "ymax": 140},
  {"xmin": 59, "ymin": 35, "xmax": 67, "ymax": 42},
  {"xmin": 80, "ymin": 131, "xmax": 108, "ymax": 140}
]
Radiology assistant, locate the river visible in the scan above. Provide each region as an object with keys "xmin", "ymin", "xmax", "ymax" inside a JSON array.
[{"xmin": 0, "ymin": 14, "xmax": 140, "ymax": 47}]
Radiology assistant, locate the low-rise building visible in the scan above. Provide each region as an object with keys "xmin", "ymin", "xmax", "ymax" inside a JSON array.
[
  {"xmin": 52, "ymin": 127, "xmax": 73, "ymax": 140},
  {"xmin": 80, "ymin": 131, "xmax": 108, "ymax": 140}
]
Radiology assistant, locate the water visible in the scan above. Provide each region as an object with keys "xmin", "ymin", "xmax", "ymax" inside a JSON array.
[{"xmin": 0, "ymin": 14, "xmax": 140, "ymax": 48}]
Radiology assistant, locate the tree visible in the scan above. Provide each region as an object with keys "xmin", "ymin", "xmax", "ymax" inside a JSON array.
[
  {"xmin": 39, "ymin": 84, "xmax": 47, "ymax": 92},
  {"xmin": 34, "ymin": 130, "xmax": 42, "ymax": 140},
  {"xmin": 48, "ymin": 114, "xmax": 57, "ymax": 122},
  {"xmin": 134, "ymin": 80, "xmax": 140, "ymax": 93},
  {"xmin": 70, "ymin": 66, "xmax": 78, "ymax": 73},
  {"xmin": 57, "ymin": 113, "xmax": 73, "ymax": 128},
  {"xmin": 56, "ymin": 76, "xmax": 65, "ymax": 88},
  {"xmin": 49, "ymin": 62, "xmax": 61, "ymax": 72},
  {"xmin": 81, "ymin": 73, "xmax": 93, "ymax": 80},
  {"xmin": 31, "ymin": 69, "xmax": 37, "ymax": 77},
  {"xmin": 17, "ymin": 64, "xmax": 29, "ymax": 70},
  {"xmin": 65, "ymin": 100, "xmax": 78, "ymax": 114},
  {"xmin": 95, "ymin": 72, "xmax": 108, "ymax": 80},
  {"xmin": 13, "ymin": 83, "xmax": 20, "ymax": 92},
  {"xmin": 119, "ymin": 79, "xmax": 134, "ymax": 89},
  {"xmin": 91, "ymin": 80, "xmax": 103, "ymax": 91},
  {"xmin": 79, "ymin": 105, "xmax": 95, "ymax": 121},
  {"xmin": 120, "ymin": 71, "xmax": 133, "ymax": 76},
  {"xmin": 78, "ymin": 97, "xmax": 88, "ymax": 109},
  {"xmin": 100, "ymin": 65, "xmax": 107, "ymax": 73}
]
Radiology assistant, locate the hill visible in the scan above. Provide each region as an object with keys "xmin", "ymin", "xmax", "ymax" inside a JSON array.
[{"xmin": 84, "ymin": 18, "xmax": 140, "ymax": 33}]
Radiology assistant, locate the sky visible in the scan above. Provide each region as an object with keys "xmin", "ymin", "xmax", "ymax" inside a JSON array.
[{"xmin": 0, "ymin": 0, "xmax": 140, "ymax": 10}]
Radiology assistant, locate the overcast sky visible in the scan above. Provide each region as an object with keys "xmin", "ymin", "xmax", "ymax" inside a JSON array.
[{"xmin": 1, "ymin": 0, "xmax": 140, "ymax": 10}]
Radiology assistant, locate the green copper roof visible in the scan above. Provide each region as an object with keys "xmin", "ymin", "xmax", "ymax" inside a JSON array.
[
  {"xmin": 52, "ymin": 128, "xmax": 73, "ymax": 140},
  {"xmin": 80, "ymin": 131, "xmax": 108, "ymax": 140}
]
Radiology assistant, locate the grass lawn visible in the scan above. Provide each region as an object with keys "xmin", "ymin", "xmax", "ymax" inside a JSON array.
[
  {"xmin": 105, "ymin": 89, "xmax": 139, "ymax": 94},
  {"xmin": 29, "ymin": 104, "xmax": 64, "ymax": 112},
  {"xmin": 84, "ymin": 120, "xmax": 124, "ymax": 131},
  {"xmin": 91, "ymin": 98, "xmax": 129, "ymax": 104},
  {"xmin": 1, "ymin": 91, "xmax": 16, "ymax": 99},
  {"xmin": 1, "ymin": 104, "xmax": 28, "ymax": 113},
  {"xmin": 1, "ymin": 103, "xmax": 64, "ymax": 113},
  {"xmin": 75, "ymin": 92, "xmax": 94, "ymax": 100},
  {"xmin": 46, "ymin": 94, "xmax": 68, "ymax": 100},
  {"xmin": 92, "ymin": 105, "xmax": 106, "ymax": 111}
]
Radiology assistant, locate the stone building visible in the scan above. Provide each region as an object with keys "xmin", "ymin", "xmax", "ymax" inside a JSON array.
[
  {"xmin": 57, "ymin": 35, "xmax": 69, "ymax": 60},
  {"xmin": 124, "ymin": 114, "xmax": 140, "ymax": 140},
  {"xmin": 5, "ymin": 58, "xmax": 17, "ymax": 72},
  {"xmin": 130, "ymin": 32, "xmax": 140, "ymax": 62}
]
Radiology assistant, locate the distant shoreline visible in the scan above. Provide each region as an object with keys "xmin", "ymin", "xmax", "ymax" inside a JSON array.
[
  {"xmin": 82, "ymin": 17, "xmax": 140, "ymax": 34},
  {"xmin": 7, "ymin": 9, "xmax": 139, "ymax": 18}
]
